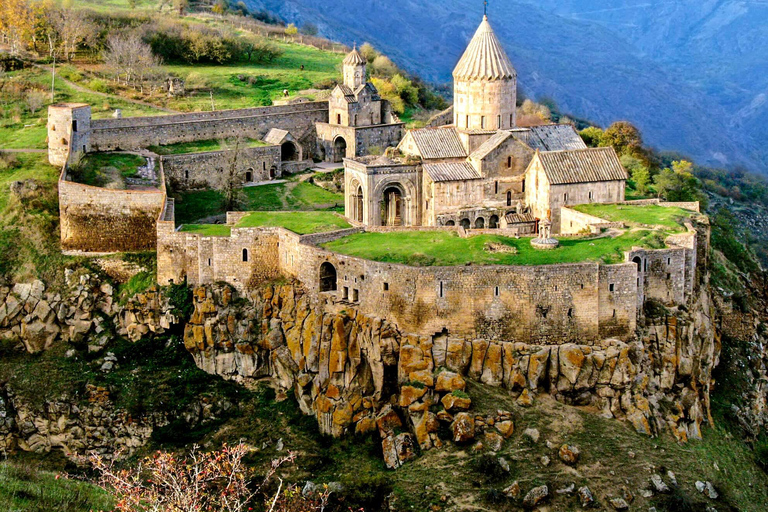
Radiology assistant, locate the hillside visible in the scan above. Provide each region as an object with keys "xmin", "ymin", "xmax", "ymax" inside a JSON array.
[{"xmin": 244, "ymin": 0, "xmax": 768, "ymax": 173}]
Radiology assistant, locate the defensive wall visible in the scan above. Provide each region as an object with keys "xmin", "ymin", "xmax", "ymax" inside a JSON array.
[
  {"xmin": 162, "ymin": 146, "xmax": 282, "ymax": 190},
  {"xmin": 59, "ymin": 160, "xmax": 166, "ymax": 254},
  {"xmin": 88, "ymin": 102, "xmax": 329, "ymax": 157}
]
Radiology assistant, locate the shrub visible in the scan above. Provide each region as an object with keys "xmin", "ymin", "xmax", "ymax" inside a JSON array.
[
  {"xmin": 88, "ymin": 79, "xmax": 109, "ymax": 93},
  {"xmin": 473, "ymin": 454, "xmax": 506, "ymax": 483},
  {"xmin": 167, "ymin": 280, "xmax": 194, "ymax": 320},
  {"xmin": 452, "ymin": 390, "xmax": 469, "ymax": 399}
]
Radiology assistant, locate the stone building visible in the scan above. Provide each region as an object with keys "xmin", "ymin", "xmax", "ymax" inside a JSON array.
[
  {"xmin": 342, "ymin": 15, "xmax": 624, "ymax": 233},
  {"xmin": 315, "ymin": 46, "xmax": 405, "ymax": 162}
]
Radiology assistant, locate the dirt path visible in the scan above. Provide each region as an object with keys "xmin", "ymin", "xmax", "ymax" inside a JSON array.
[{"xmin": 31, "ymin": 63, "xmax": 180, "ymax": 115}]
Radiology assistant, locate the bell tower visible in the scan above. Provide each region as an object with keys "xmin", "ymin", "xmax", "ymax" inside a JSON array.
[{"xmin": 343, "ymin": 45, "xmax": 366, "ymax": 89}]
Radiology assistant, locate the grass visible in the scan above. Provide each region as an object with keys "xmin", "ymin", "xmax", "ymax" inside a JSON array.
[
  {"xmin": 69, "ymin": 152, "xmax": 146, "ymax": 187},
  {"xmin": 322, "ymin": 229, "xmax": 669, "ymax": 267},
  {"xmin": 235, "ymin": 211, "xmax": 350, "ymax": 234},
  {"xmin": 179, "ymin": 224, "xmax": 232, "ymax": 236},
  {"xmin": 0, "ymin": 67, "xmax": 165, "ymax": 151},
  {"xmin": 0, "ymin": 460, "xmax": 113, "ymax": 512},
  {"xmin": 148, "ymin": 138, "xmax": 267, "ymax": 155},
  {"xmin": 174, "ymin": 181, "xmax": 343, "ymax": 225},
  {"xmin": 572, "ymin": 204, "xmax": 694, "ymax": 231},
  {"xmin": 0, "ymin": 153, "xmax": 59, "ymax": 214}
]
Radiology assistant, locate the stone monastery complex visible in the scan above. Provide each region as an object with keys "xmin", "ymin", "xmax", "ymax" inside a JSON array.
[{"xmin": 49, "ymin": 15, "xmax": 706, "ymax": 350}]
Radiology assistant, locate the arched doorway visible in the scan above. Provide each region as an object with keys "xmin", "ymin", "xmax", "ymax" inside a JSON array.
[
  {"xmin": 460, "ymin": 218, "xmax": 470, "ymax": 230},
  {"xmin": 506, "ymin": 191, "xmax": 512, "ymax": 206},
  {"xmin": 356, "ymin": 186, "xmax": 364, "ymax": 223},
  {"xmin": 333, "ymin": 137, "xmax": 347, "ymax": 163},
  {"xmin": 383, "ymin": 186, "xmax": 404, "ymax": 226},
  {"xmin": 245, "ymin": 169, "xmax": 253, "ymax": 182},
  {"xmin": 445, "ymin": 220, "xmax": 455, "ymax": 227},
  {"xmin": 475, "ymin": 217, "xmax": 485, "ymax": 229},
  {"xmin": 319, "ymin": 262, "xmax": 337, "ymax": 292},
  {"xmin": 489, "ymin": 215, "xmax": 499, "ymax": 228},
  {"xmin": 269, "ymin": 167, "xmax": 276, "ymax": 179},
  {"xmin": 633, "ymin": 256, "xmax": 642, "ymax": 271},
  {"xmin": 281, "ymin": 142, "xmax": 299, "ymax": 161}
]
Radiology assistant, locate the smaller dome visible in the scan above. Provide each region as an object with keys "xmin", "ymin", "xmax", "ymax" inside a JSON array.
[{"xmin": 343, "ymin": 46, "xmax": 366, "ymax": 66}]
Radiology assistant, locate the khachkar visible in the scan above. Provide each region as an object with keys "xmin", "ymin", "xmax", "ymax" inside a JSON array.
[{"xmin": 531, "ymin": 218, "xmax": 559, "ymax": 249}]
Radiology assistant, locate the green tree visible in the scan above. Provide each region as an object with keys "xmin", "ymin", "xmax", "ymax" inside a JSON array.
[
  {"xmin": 579, "ymin": 126, "xmax": 605, "ymax": 147},
  {"xmin": 359, "ymin": 42, "xmax": 378, "ymax": 62},
  {"xmin": 653, "ymin": 160, "xmax": 706, "ymax": 207},
  {"xmin": 391, "ymin": 74, "xmax": 418, "ymax": 106},
  {"xmin": 372, "ymin": 77, "xmax": 404, "ymax": 114},
  {"xmin": 602, "ymin": 121, "xmax": 643, "ymax": 157},
  {"xmin": 285, "ymin": 23, "xmax": 298, "ymax": 36},
  {"xmin": 621, "ymin": 154, "xmax": 651, "ymax": 195}
]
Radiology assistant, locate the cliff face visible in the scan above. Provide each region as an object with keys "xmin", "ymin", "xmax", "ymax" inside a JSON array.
[{"xmin": 182, "ymin": 278, "xmax": 719, "ymax": 466}]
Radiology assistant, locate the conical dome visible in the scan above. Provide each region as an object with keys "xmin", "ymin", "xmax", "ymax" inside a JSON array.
[
  {"xmin": 453, "ymin": 16, "xmax": 516, "ymax": 81},
  {"xmin": 343, "ymin": 46, "xmax": 366, "ymax": 66}
]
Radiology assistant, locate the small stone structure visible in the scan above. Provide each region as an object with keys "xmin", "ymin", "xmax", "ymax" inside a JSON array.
[{"xmin": 530, "ymin": 219, "xmax": 559, "ymax": 250}]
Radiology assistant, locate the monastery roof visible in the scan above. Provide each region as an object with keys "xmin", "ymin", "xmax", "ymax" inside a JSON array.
[
  {"xmin": 409, "ymin": 127, "xmax": 467, "ymax": 160},
  {"xmin": 263, "ymin": 128, "xmax": 290, "ymax": 145},
  {"xmin": 505, "ymin": 212, "xmax": 536, "ymax": 224},
  {"xmin": 424, "ymin": 162, "xmax": 481, "ymax": 182},
  {"xmin": 343, "ymin": 47, "xmax": 366, "ymax": 66},
  {"xmin": 453, "ymin": 16, "xmax": 516, "ymax": 81},
  {"xmin": 470, "ymin": 131, "xmax": 515, "ymax": 160},
  {"xmin": 538, "ymin": 147, "xmax": 628, "ymax": 185},
  {"xmin": 527, "ymin": 125, "xmax": 587, "ymax": 151}
]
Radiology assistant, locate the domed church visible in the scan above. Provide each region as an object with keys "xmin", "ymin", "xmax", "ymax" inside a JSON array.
[{"xmin": 341, "ymin": 15, "xmax": 627, "ymax": 234}]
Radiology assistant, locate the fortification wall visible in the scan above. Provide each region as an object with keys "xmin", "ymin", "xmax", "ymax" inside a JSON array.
[
  {"xmin": 59, "ymin": 174, "xmax": 165, "ymax": 253},
  {"xmin": 162, "ymin": 146, "xmax": 281, "ymax": 190},
  {"xmin": 89, "ymin": 103, "xmax": 329, "ymax": 154},
  {"xmin": 560, "ymin": 207, "xmax": 624, "ymax": 234}
]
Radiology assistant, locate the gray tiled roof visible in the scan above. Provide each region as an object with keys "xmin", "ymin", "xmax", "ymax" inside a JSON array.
[
  {"xmin": 470, "ymin": 131, "xmax": 514, "ymax": 160},
  {"xmin": 505, "ymin": 212, "xmax": 536, "ymax": 224},
  {"xmin": 538, "ymin": 147, "xmax": 628, "ymax": 185},
  {"xmin": 424, "ymin": 162, "xmax": 481, "ymax": 182},
  {"xmin": 264, "ymin": 128, "xmax": 289, "ymax": 145},
  {"xmin": 453, "ymin": 16, "xmax": 516, "ymax": 81},
  {"xmin": 410, "ymin": 127, "xmax": 467, "ymax": 159},
  {"xmin": 528, "ymin": 125, "xmax": 587, "ymax": 151},
  {"xmin": 343, "ymin": 47, "xmax": 366, "ymax": 66}
]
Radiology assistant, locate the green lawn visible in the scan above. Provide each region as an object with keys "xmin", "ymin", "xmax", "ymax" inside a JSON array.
[
  {"xmin": 149, "ymin": 138, "xmax": 268, "ymax": 155},
  {"xmin": 0, "ymin": 67, "xmax": 165, "ymax": 151},
  {"xmin": 174, "ymin": 181, "xmax": 343, "ymax": 225},
  {"xmin": 164, "ymin": 39, "xmax": 342, "ymax": 112},
  {"xmin": 0, "ymin": 153, "xmax": 60, "ymax": 214},
  {"xmin": 235, "ymin": 211, "xmax": 350, "ymax": 234},
  {"xmin": 322, "ymin": 229, "xmax": 669, "ymax": 267},
  {"xmin": 0, "ymin": 461, "xmax": 113, "ymax": 512},
  {"xmin": 179, "ymin": 224, "xmax": 232, "ymax": 236},
  {"xmin": 69, "ymin": 153, "xmax": 146, "ymax": 187},
  {"xmin": 572, "ymin": 204, "xmax": 693, "ymax": 231}
]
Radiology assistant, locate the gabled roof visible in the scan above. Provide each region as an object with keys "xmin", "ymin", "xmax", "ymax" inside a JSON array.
[
  {"xmin": 537, "ymin": 147, "xmax": 628, "ymax": 185},
  {"xmin": 424, "ymin": 162, "xmax": 481, "ymax": 182},
  {"xmin": 343, "ymin": 47, "xmax": 366, "ymax": 66},
  {"xmin": 470, "ymin": 131, "xmax": 515, "ymax": 161},
  {"xmin": 407, "ymin": 127, "xmax": 467, "ymax": 160},
  {"xmin": 333, "ymin": 84, "xmax": 357, "ymax": 102},
  {"xmin": 527, "ymin": 124, "xmax": 587, "ymax": 151},
  {"xmin": 505, "ymin": 212, "xmax": 536, "ymax": 224},
  {"xmin": 453, "ymin": 16, "xmax": 516, "ymax": 81}
]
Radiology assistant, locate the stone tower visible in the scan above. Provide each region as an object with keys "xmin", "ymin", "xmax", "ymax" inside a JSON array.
[
  {"xmin": 453, "ymin": 16, "xmax": 517, "ymax": 131},
  {"xmin": 343, "ymin": 45, "xmax": 367, "ymax": 89},
  {"xmin": 48, "ymin": 103, "xmax": 91, "ymax": 167}
]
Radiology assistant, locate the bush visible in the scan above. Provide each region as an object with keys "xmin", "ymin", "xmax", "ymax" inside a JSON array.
[
  {"xmin": 0, "ymin": 228, "xmax": 20, "ymax": 282},
  {"xmin": 88, "ymin": 79, "xmax": 109, "ymax": 93},
  {"xmin": 473, "ymin": 454, "xmax": 506, "ymax": 483}
]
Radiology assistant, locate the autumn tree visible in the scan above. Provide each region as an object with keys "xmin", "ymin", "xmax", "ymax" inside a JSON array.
[
  {"xmin": 285, "ymin": 23, "xmax": 298, "ymax": 36},
  {"xmin": 49, "ymin": 4, "xmax": 95, "ymax": 61},
  {"xmin": 579, "ymin": 126, "xmax": 605, "ymax": 147},
  {"xmin": 173, "ymin": 0, "xmax": 188, "ymax": 16},
  {"xmin": 0, "ymin": 0, "xmax": 34, "ymax": 55},
  {"xmin": 602, "ymin": 121, "xmax": 644, "ymax": 157},
  {"xmin": 104, "ymin": 33, "xmax": 162, "ymax": 92}
]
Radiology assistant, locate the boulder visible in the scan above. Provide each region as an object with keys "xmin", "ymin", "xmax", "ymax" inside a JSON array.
[
  {"xmin": 523, "ymin": 427, "xmax": 540, "ymax": 443},
  {"xmin": 558, "ymin": 444, "xmax": 580, "ymax": 465},
  {"xmin": 516, "ymin": 388, "xmax": 534, "ymax": 407},
  {"xmin": 450, "ymin": 412, "xmax": 475, "ymax": 443},
  {"xmin": 578, "ymin": 486, "xmax": 595, "ymax": 508},
  {"xmin": 503, "ymin": 481, "xmax": 521, "ymax": 498},
  {"xmin": 381, "ymin": 433, "xmax": 416, "ymax": 469},
  {"xmin": 495, "ymin": 419, "xmax": 514, "ymax": 438},
  {"xmin": 441, "ymin": 392, "xmax": 471, "ymax": 411},
  {"xmin": 484, "ymin": 431, "xmax": 503, "ymax": 452},
  {"xmin": 435, "ymin": 371, "xmax": 466, "ymax": 392},
  {"xmin": 609, "ymin": 497, "xmax": 629, "ymax": 510},
  {"xmin": 650, "ymin": 474, "xmax": 670, "ymax": 493},
  {"xmin": 522, "ymin": 485, "xmax": 549, "ymax": 508}
]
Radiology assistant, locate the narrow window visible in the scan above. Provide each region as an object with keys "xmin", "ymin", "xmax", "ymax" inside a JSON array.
[
  {"xmin": 494, "ymin": 181, "xmax": 498, "ymax": 194},
  {"xmin": 72, "ymin": 120, "xmax": 78, "ymax": 132},
  {"xmin": 667, "ymin": 258, "xmax": 671, "ymax": 265},
  {"xmin": 568, "ymin": 308, "xmax": 573, "ymax": 318},
  {"xmin": 507, "ymin": 156, "xmax": 512, "ymax": 168},
  {"xmin": 563, "ymin": 192, "xmax": 568, "ymax": 203},
  {"xmin": 667, "ymin": 273, "xmax": 671, "ymax": 280},
  {"xmin": 589, "ymin": 191, "xmax": 593, "ymax": 200},
  {"xmin": 354, "ymin": 114, "xmax": 358, "ymax": 125},
  {"xmin": 506, "ymin": 191, "xmax": 512, "ymax": 206},
  {"xmin": 609, "ymin": 283, "xmax": 615, "ymax": 292},
  {"xmin": 439, "ymin": 281, "xmax": 444, "ymax": 298},
  {"xmin": 263, "ymin": 162, "xmax": 266, "ymax": 170},
  {"xmin": 497, "ymin": 115, "xmax": 501, "ymax": 129},
  {"xmin": 522, "ymin": 181, "xmax": 525, "ymax": 193},
  {"xmin": 555, "ymin": 285, "xmax": 558, "ymax": 291},
  {"xmin": 580, "ymin": 284, "xmax": 584, "ymax": 289},
  {"xmin": 242, "ymin": 249, "xmax": 249, "ymax": 262},
  {"xmin": 465, "ymin": 115, "xmax": 469, "ymax": 128},
  {"xmin": 83, "ymin": 145, "xmax": 86, "ymax": 152},
  {"xmin": 343, "ymin": 286, "xmax": 349, "ymax": 300},
  {"xmin": 383, "ymin": 283, "xmax": 389, "ymax": 291},
  {"xmin": 613, "ymin": 309, "xmax": 617, "ymax": 318},
  {"xmin": 337, "ymin": 113, "xmax": 341, "ymax": 124},
  {"xmin": 426, "ymin": 200, "xmax": 429, "ymax": 210},
  {"xmin": 208, "ymin": 258, "xmax": 211, "ymax": 267},
  {"xmin": 494, "ymin": 286, "xmax": 499, "ymax": 297},
  {"xmin": 644, "ymin": 260, "xmax": 648, "ymax": 272},
  {"xmin": 352, "ymin": 289, "xmax": 359, "ymax": 302},
  {"xmin": 185, "ymin": 170, "xmax": 189, "ymax": 180},
  {"xmin": 510, "ymin": 114, "xmax": 514, "ymax": 126},
  {"xmin": 481, "ymin": 116, "xmax": 486, "ymax": 129}
]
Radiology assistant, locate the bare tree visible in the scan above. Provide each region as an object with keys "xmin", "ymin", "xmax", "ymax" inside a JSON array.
[
  {"xmin": 104, "ymin": 33, "xmax": 162, "ymax": 93},
  {"xmin": 49, "ymin": 5, "xmax": 94, "ymax": 62},
  {"xmin": 223, "ymin": 137, "xmax": 247, "ymax": 212},
  {"xmin": 24, "ymin": 90, "xmax": 46, "ymax": 114}
]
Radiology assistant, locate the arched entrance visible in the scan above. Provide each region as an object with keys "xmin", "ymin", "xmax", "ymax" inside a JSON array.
[
  {"xmin": 633, "ymin": 256, "xmax": 642, "ymax": 271},
  {"xmin": 245, "ymin": 169, "xmax": 253, "ymax": 182},
  {"xmin": 356, "ymin": 186, "xmax": 363, "ymax": 223},
  {"xmin": 475, "ymin": 217, "xmax": 485, "ymax": 229},
  {"xmin": 445, "ymin": 220, "xmax": 455, "ymax": 227},
  {"xmin": 489, "ymin": 215, "xmax": 499, "ymax": 228},
  {"xmin": 333, "ymin": 137, "xmax": 347, "ymax": 163},
  {"xmin": 281, "ymin": 142, "xmax": 299, "ymax": 161},
  {"xmin": 460, "ymin": 218, "xmax": 471, "ymax": 230},
  {"xmin": 383, "ymin": 186, "xmax": 404, "ymax": 226},
  {"xmin": 319, "ymin": 262, "xmax": 337, "ymax": 292},
  {"xmin": 269, "ymin": 167, "xmax": 276, "ymax": 179}
]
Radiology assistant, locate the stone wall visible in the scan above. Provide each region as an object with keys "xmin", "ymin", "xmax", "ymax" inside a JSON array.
[
  {"xmin": 162, "ymin": 146, "xmax": 281, "ymax": 190},
  {"xmin": 89, "ymin": 103, "xmax": 329, "ymax": 156},
  {"xmin": 48, "ymin": 104, "xmax": 91, "ymax": 167},
  {"xmin": 316, "ymin": 122, "xmax": 405, "ymax": 162},
  {"xmin": 560, "ymin": 207, "xmax": 624, "ymax": 235},
  {"xmin": 59, "ymin": 167, "xmax": 165, "ymax": 253}
]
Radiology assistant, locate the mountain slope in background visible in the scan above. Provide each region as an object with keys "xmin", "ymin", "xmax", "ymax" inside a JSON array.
[{"xmin": 245, "ymin": 0, "xmax": 767, "ymax": 173}]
